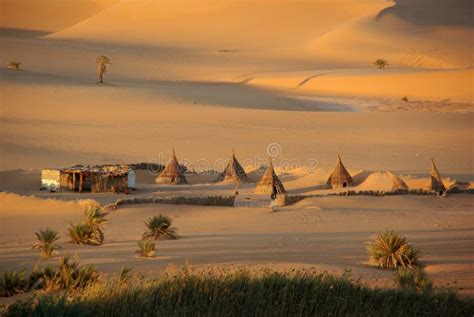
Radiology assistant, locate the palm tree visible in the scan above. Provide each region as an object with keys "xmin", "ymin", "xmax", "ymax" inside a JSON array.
[
  {"xmin": 83, "ymin": 205, "xmax": 109, "ymax": 244},
  {"xmin": 367, "ymin": 230, "xmax": 419, "ymax": 269},
  {"xmin": 96, "ymin": 55, "xmax": 111, "ymax": 83},
  {"xmin": 143, "ymin": 215, "xmax": 179, "ymax": 240},
  {"xmin": 7, "ymin": 61, "xmax": 22, "ymax": 70},
  {"xmin": 32, "ymin": 228, "xmax": 61, "ymax": 259}
]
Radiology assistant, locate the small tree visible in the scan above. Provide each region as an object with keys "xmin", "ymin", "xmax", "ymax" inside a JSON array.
[
  {"xmin": 373, "ymin": 59, "xmax": 389, "ymax": 69},
  {"xmin": 7, "ymin": 61, "xmax": 22, "ymax": 70},
  {"xmin": 32, "ymin": 228, "xmax": 61, "ymax": 259},
  {"xmin": 96, "ymin": 55, "xmax": 111, "ymax": 83}
]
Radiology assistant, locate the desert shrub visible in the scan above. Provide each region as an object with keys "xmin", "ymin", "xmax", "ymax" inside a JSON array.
[
  {"xmin": 67, "ymin": 223, "xmax": 96, "ymax": 245},
  {"xmin": 136, "ymin": 239, "xmax": 155, "ymax": 257},
  {"xmin": 68, "ymin": 204, "xmax": 108, "ymax": 245},
  {"xmin": 7, "ymin": 61, "xmax": 22, "ymax": 70},
  {"xmin": 96, "ymin": 55, "xmax": 111, "ymax": 83},
  {"xmin": 143, "ymin": 214, "xmax": 178, "ymax": 240},
  {"xmin": 367, "ymin": 230, "xmax": 419, "ymax": 269},
  {"xmin": 0, "ymin": 270, "xmax": 28, "ymax": 297},
  {"xmin": 402, "ymin": 96, "xmax": 409, "ymax": 102},
  {"xmin": 394, "ymin": 267, "xmax": 432, "ymax": 293},
  {"xmin": 83, "ymin": 205, "xmax": 108, "ymax": 244},
  {"xmin": 373, "ymin": 58, "xmax": 389, "ymax": 69},
  {"xmin": 119, "ymin": 267, "xmax": 132, "ymax": 283},
  {"xmin": 4, "ymin": 267, "xmax": 474, "ymax": 316},
  {"xmin": 32, "ymin": 228, "xmax": 61, "ymax": 259},
  {"xmin": 41, "ymin": 255, "xmax": 99, "ymax": 292}
]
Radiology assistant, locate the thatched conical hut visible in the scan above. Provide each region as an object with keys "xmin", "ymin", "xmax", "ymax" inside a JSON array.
[
  {"xmin": 155, "ymin": 149, "xmax": 188, "ymax": 185},
  {"xmin": 327, "ymin": 154, "xmax": 353, "ymax": 188},
  {"xmin": 215, "ymin": 150, "xmax": 248, "ymax": 183},
  {"xmin": 255, "ymin": 160, "xmax": 286, "ymax": 195},
  {"xmin": 389, "ymin": 172, "xmax": 409, "ymax": 191},
  {"xmin": 429, "ymin": 158, "xmax": 445, "ymax": 193}
]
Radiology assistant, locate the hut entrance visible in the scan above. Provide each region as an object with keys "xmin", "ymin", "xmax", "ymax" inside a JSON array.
[
  {"xmin": 343, "ymin": 182, "xmax": 347, "ymax": 188},
  {"xmin": 73, "ymin": 173, "xmax": 80, "ymax": 192}
]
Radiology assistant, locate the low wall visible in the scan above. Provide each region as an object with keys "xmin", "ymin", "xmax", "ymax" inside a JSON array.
[{"xmin": 106, "ymin": 195, "xmax": 236, "ymax": 210}]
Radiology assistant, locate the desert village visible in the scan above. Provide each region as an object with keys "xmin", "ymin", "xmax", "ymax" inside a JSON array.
[{"xmin": 39, "ymin": 148, "xmax": 460, "ymax": 209}]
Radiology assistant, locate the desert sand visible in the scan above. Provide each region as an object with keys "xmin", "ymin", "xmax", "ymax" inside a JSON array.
[{"xmin": 0, "ymin": 0, "xmax": 473, "ymax": 303}]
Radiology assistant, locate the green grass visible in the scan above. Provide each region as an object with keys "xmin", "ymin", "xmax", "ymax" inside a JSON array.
[{"xmin": 4, "ymin": 266, "xmax": 473, "ymax": 316}]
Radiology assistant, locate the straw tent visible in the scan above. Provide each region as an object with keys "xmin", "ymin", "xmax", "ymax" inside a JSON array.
[
  {"xmin": 215, "ymin": 150, "xmax": 248, "ymax": 183},
  {"xmin": 429, "ymin": 158, "xmax": 445, "ymax": 193},
  {"xmin": 327, "ymin": 154, "xmax": 353, "ymax": 188},
  {"xmin": 389, "ymin": 172, "xmax": 409, "ymax": 191},
  {"xmin": 255, "ymin": 160, "xmax": 286, "ymax": 195},
  {"xmin": 155, "ymin": 149, "xmax": 188, "ymax": 185}
]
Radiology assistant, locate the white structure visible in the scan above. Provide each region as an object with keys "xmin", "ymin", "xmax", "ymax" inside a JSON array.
[
  {"xmin": 127, "ymin": 170, "xmax": 136, "ymax": 189},
  {"xmin": 41, "ymin": 169, "xmax": 61, "ymax": 191}
]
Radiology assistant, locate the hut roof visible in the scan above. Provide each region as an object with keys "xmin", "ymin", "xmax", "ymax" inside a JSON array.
[
  {"xmin": 429, "ymin": 158, "xmax": 445, "ymax": 192},
  {"xmin": 155, "ymin": 149, "xmax": 188, "ymax": 185},
  {"xmin": 255, "ymin": 160, "xmax": 286, "ymax": 195},
  {"xmin": 389, "ymin": 172, "xmax": 409, "ymax": 191},
  {"xmin": 327, "ymin": 154, "xmax": 353, "ymax": 188},
  {"xmin": 215, "ymin": 150, "xmax": 248, "ymax": 183}
]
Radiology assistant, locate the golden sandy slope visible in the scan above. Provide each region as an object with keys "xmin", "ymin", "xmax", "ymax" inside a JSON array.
[
  {"xmin": 0, "ymin": 0, "xmax": 117, "ymax": 33},
  {"xmin": 49, "ymin": 0, "xmax": 386, "ymax": 50}
]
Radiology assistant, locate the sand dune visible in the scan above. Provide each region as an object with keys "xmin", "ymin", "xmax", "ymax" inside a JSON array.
[
  {"xmin": 307, "ymin": 12, "xmax": 473, "ymax": 69},
  {"xmin": 377, "ymin": 0, "xmax": 473, "ymax": 27},
  {"xmin": 0, "ymin": 0, "xmax": 117, "ymax": 33},
  {"xmin": 246, "ymin": 68, "xmax": 474, "ymax": 103},
  {"xmin": 49, "ymin": 0, "xmax": 386, "ymax": 50}
]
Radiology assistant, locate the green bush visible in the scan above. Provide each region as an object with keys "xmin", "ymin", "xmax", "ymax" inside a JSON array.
[
  {"xmin": 367, "ymin": 230, "xmax": 419, "ymax": 269},
  {"xmin": 39, "ymin": 254, "xmax": 99, "ymax": 292},
  {"xmin": 67, "ymin": 204, "xmax": 109, "ymax": 245},
  {"xmin": 394, "ymin": 267, "xmax": 432, "ymax": 293},
  {"xmin": 32, "ymin": 228, "xmax": 61, "ymax": 259},
  {"xmin": 143, "ymin": 214, "xmax": 178, "ymax": 240},
  {"xmin": 67, "ymin": 223, "xmax": 96, "ymax": 245},
  {"xmin": 0, "ymin": 270, "xmax": 28, "ymax": 297},
  {"xmin": 136, "ymin": 239, "xmax": 155, "ymax": 257}
]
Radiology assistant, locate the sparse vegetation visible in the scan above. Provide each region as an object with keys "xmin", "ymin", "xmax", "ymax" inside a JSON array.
[
  {"xmin": 373, "ymin": 58, "xmax": 389, "ymax": 69},
  {"xmin": 0, "ymin": 270, "xmax": 28, "ymax": 297},
  {"xmin": 67, "ymin": 223, "xmax": 96, "ymax": 245},
  {"xmin": 143, "ymin": 214, "xmax": 178, "ymax": 240},
  {"xmin": 67, "ymin": 203, "xmax": 108, "ymax": 245},
  {"xmin": 32, "ymin": 228, "xmax": 61, "ymax": 259},
  {"xmin": 394, "ymin": 267, "xmax": 432, "ymax": 293},
  {"xmin": 4, "ymin": 266, "xmax": 474, "ymax": 316},
  {"xmin": 367, "ymin": 230, "xmax": 419, "ymax": 269},
  {"xmin": 402, "ymin": 96, "xmax": 409, "ymax": 102},
  {"xmin": 7, "ymin": 61, "xmax": 22, "ymax": 70},
  {"xmin": 96, "ymin": 55, "xmax": 111, "ymax": 83},
  {"xmin": 136, "ymin": 239, "xmax": 155, "ymax": 257},
  {"xmin": 40, "ymin": 254, "xmax": 98, "ymax": 292},
  {"xmin": 83, "ymin": 204, "xmax": 108, "ymax": 244}
]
